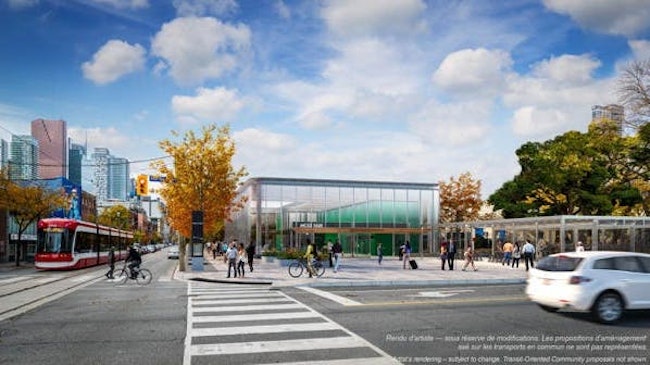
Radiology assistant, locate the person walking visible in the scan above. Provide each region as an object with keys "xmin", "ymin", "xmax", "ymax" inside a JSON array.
[
  {"xmin": 502, "ymin": 240, "xmax": 513, "ymax": 266},
  {"xmin": 332, "ymin": 239, "xmax": 343, "ymax": 273},
  {"xmin": 225, "ymin": 242, "xmax": 238, "ymax": 278},
  {"xmin": 462, "ymin": 246, "xmax": 477, "ymax": 271},
  {"xmin": 237, "ymin": 243, "xmax": 246, "ymax": 278},
  {"xmin": 398, "ymin": 242, "xmax": 405, "ymax": 261},
  {"xmin": 440, "ymin": 242, "xmax": 448, "ymax": 270},
  {"xmin": 304, "ymin": 239, "xmax": 316, "ymax": 277},
  {"xmin": 522, "ymin": 239, "xmax": 536, "ymax": 271},
  {"xmin": 447, "ymin": 241, "xmax": 457, "ymax": 270},
  {"xmin": 377, "ymin": 243, "xmax": 383, "ymax": 265},
  {"xmin": 326, "ymin": 240, "xmax": 334, "ymax": 267},
  {"xmin": 105, "ymin": 246, "xmax": 115, "ymax": 279},
  {"xmin": 511, "ymin": 242, "xmax": 521, "ymax": 268},
  {"xmin": 246, "ymin": 242, "xmax": 256, "ymax": 272},
  {"xmin": 402, "ymin": 241, "xmax": 412, "ymax": 269}
]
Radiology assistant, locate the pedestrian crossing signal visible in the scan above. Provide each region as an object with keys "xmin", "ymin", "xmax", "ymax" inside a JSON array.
[{"xmin": 136, "ymin": 174, "xmax": 149, "ymax": 196}]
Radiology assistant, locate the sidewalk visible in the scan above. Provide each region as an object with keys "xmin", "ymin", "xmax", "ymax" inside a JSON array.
[{"xmin": 174, "ymin": 254, "xmax": 529, "ymax": 288}]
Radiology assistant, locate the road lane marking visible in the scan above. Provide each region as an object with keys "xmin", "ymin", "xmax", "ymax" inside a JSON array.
[
  {"xmin": 257, "ymin": 358, "xmax": 401, "ymax": 365},
  {"xmin": 191, "ymin": 336, "xmax": 367, "ymax": 356},
  {"xmin": 183, "ymin": 282, "xmax": 401, "ymax": 365},
  {"xmin": 413, "ymin": 289, "xmax": 475, "ymax": 298},
  {"xmin": 192, "ymin": 302, "xmax": 303, "ymax": 312},
  {"xmin": 349, "ymin": 294, "xmax": 528, "ymax": 307},
  {"xmin": 192, "ymin": 322, "xmax": 340, "ymax": 337},
  {"xmin": 192, "ymin": 311, "xmax": 319, "ymax": 323},
  {"xmin": 296, "ymin": 286, "xmax": 363, "ymax": 306}
]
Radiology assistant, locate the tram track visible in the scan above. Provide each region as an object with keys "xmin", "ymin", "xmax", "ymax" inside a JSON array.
[{"xmin": 0, "ymin": 266, "xmax": 107, "ymax": 321}]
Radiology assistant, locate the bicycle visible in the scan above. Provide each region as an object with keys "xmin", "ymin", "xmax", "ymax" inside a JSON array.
[
  {"xmin": 288, "ymin": 258, "xmax": 325, "ymax": 278},
  {"xmin": 112, "ymin": 263, "xmax": 153, "ymax": 285}
]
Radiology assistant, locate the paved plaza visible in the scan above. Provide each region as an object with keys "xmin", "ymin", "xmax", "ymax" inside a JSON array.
[{"xmin": 175, "ymin": 253, "xmax": 529, "ymax": 288}]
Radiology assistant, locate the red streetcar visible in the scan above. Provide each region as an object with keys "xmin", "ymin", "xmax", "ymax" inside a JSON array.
[{"xmin": 35, "ymin": 218, "xmax": 133, "ymax": 270}]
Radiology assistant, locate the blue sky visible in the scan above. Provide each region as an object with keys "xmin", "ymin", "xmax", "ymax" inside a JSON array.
[{"xmin": 1, "ymin": 0, "xmax": 650, "ymax": 197}]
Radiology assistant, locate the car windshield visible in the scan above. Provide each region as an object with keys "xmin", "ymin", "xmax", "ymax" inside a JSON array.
[{"xmin": 536, "ymin": 255, "xmax": 583, "ymax": 272}]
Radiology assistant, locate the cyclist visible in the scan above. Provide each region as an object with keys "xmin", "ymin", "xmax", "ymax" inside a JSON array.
[
  {"xmin": 303, "ymin": 239, "xmax": 315, "ymax": 278},
  {"xmin": 125, "ymin": 244, "xmax": 142, "ymax": 279}
]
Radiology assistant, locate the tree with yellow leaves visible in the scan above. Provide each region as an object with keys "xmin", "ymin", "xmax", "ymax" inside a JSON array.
[
  {"xmin": 152, "ymin": 124, "xmax": 247, "ymax": 271},
  {"xmin": 0, "ymin": 170, "xmax": 67, "ymax": 266},
  {"xmin": 439, "ymin": 172, "xmax": 482, "ymax": 223}
]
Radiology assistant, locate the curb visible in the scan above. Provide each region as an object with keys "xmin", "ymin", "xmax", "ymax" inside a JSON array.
[{"xmin": 188, "ymin": 277, "xmax": 273, "ymax": 285}]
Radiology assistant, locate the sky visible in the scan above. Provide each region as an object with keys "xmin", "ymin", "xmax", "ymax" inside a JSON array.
[{"xmin": 1, "ymin": 0, "xmax": 650, "ymax": 198}]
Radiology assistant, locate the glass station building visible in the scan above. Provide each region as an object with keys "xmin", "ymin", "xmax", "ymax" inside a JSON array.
[{"xmin": 225, "ymin": 177, "xmax": 440, "ymax": 256}]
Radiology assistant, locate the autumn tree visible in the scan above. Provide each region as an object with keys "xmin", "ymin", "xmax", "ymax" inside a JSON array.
[
  {"xmin": 0, "ymin": 171, "xmax": 67, "ymax": 266},
  {"xmin": 439, "ymin": 172, "xmax": 482, "ymax": 223},
  {"xmin": 152, "ymin": 124, "xmax": 247, "ymax": 271}
]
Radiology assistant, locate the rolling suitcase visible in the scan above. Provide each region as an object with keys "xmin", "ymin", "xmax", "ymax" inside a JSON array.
[{"xmin": 409, "ymin": 259, "xmax": 418, "ymax": 269}]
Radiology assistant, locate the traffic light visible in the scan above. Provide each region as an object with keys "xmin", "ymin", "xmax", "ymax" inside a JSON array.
[{"xmin": 136, "ymin": 174, "xmax": 149, "ymax": 196}]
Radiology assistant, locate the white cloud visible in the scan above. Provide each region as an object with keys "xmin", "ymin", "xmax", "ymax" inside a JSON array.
[
  {"xmin": 321, "ymin": 0, "xmax": 427, "ymax": 37},
  {"xmin": 275, "ymin": 0, "xmax": 291, "ymax": 19},
  {"xmin": 68, "ymin": 126, "xmax": 132, "ymax": 151},
  {"xmin": 172, "ymin": 86, "xmax": 245, "ymax": 124},
  {"xmin": 511, "ymin": 106, "xmax": 571, "ymax": 138},
  {"xmin": 530, "ymin": 54, "xmax": 601, "ymax": 85},
  {"xmin": 629, "ymin": 39, "xmax": 650, "ymax": 60},
  {"xmin": 81, "ymin": 40, "xmax": 146, "ymax": 85},
  {"xmin": 151, "ymin": 17, "xmax": 251, "ymax": 85},
  {"xmin": 325, "ymin": 38, "xmax": 421, "ymax": 96},
  {"xmin": 234, "ymin": 128, "xmax": 297, "ymax": 152},
  {"xmin": 432, "ymin": 48, "xmax": 513, "ymax": 98},
  {"xmin": 410, "ymin": 100, "xmax": 493, "ymax": 146},
  {"xmin": 503, "ymin": 54, "xmax": 616, "ymax": 138},
  {"xmin": 90, "ymin": 0, "xmax": 149, "ymax": 9},
  {"xmin": 7, "ymin": 0, "xmax": 38, "ymax": 9},
  {"xmin": 543, "ymin": 0, "xmax": 650, "ymax": 36},
  {"xmin": 172, "ymin": 0, "xmax": 237, "ymax": 17}
]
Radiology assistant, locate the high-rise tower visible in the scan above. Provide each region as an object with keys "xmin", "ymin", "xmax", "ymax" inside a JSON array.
[{"xmin": 31, "ymin": 119, "xmax": 67, "ymax": 179}]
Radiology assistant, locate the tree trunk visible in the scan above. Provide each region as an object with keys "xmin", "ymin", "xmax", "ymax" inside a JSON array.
[{"xmin": 14, "ymin": 238, "xmax": 20, "ymax": 267}]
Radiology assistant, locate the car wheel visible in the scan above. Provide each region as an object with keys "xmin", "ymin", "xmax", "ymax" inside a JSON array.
[
  {"xmin": 592, "ymin": 292, "xmax": 623, "ymax": 324},
  {"xmin": 537, "ymin": 304, "xmax": 559, "ymax": 313}
]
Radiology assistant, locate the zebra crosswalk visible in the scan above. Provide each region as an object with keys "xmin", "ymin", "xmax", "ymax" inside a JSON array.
[{"xmin": 184, "ymin": 282, "xmax": 400, "ymax": 365}]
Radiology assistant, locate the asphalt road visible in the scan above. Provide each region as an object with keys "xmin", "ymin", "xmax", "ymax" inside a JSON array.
[
  {"xmin": 2, "ymin": 254, "xmax": 649, "ymax": 365},
  {"xmin": 0, "ymin": 251, "xmax": 187, "ymax": 365},
  {"xmin": 284, "ymin": 284, "xmax": 650, "ymax": 365}
]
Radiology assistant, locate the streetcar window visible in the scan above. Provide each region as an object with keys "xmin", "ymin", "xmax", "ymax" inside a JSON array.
[{"xmin": 37, "ymin": 230, "xmax": 71, "ymax": 253}]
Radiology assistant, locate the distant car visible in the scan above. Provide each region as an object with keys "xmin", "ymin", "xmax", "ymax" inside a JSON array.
[
  {"xmin": 167, "ymin": 246, "xmax": 179, "ymax": 259},
  {"xmin": 526, "ymin": 251, "xmax": 650, "ymax": 324}
]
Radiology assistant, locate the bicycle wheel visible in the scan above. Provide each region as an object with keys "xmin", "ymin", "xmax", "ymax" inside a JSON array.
[
  {"xmin": 113, "ymin": 269, "xmax": 128, "ymax": 285},
  {"xmin": 136, "ymin": 268, "xmax": 153, "ymax": 285},
  {"xmin": 313, "ymin": 261, "xmax": 325, "ymax": 277},
  {"xmin": 288, "ymin": 262, "xmax": 303, "ymax": 278}
]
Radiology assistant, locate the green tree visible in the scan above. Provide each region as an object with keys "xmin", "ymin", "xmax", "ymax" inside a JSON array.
[
  {"xmin": 489, "ymin": 123, "xmax": 643, "ymax": 217},
  {"xmin": 0, "ymin": 171, "xmax": 67, "ymax": 266},
  {"xmin": 152, "ymin": 124, "xmax": 247, "ymax": 271},
  {"xmin": 98, "ymin": 205, "xmax": 131, "ymax": 229}
]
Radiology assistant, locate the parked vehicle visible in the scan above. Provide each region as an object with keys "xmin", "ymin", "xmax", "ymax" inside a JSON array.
[
  {"xmin": 526, "ymin": 251, "xmax": 650, "ymax": 324},
  {"xmin": 167, "ymin": 246, "xmax": 179, "ymax": 259}
]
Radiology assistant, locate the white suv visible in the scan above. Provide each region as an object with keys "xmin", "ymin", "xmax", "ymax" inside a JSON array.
[{"xmin": 526, "ymin": 251, "xmax": 650, "ymax": 324}]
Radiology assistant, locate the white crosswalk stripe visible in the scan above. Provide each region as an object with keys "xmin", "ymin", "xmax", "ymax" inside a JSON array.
[{"xmin": 183, "ymin": 283, "xmax": 400, "ymax": 365}]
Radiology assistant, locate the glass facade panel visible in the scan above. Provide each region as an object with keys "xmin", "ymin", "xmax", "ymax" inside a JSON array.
[{"xmin": 225, "ymin": 178, "xmax": 439, "ymax": 256}]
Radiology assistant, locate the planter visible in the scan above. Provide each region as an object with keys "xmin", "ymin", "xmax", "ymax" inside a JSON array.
[
  {"xmin": 263, "ymin": 255, "xmax": 275, "ymax": 263},
  {"xmin": 278, "ymin": 259, "xmax": 293, "ymax": 267}
]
